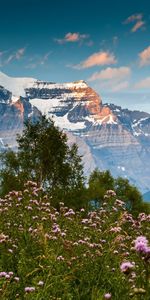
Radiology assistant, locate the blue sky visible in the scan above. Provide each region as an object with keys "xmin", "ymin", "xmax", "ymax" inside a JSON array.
[{"xmin": 1, "ymin": 0, "xmax": 150, "ymax": 111}]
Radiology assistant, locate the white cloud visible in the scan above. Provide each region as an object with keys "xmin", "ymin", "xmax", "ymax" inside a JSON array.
[
  {"xmin": 4, "ymin": 47, "xmax": 26, "ymax": 65},
  {"xmin": 74, "ymin": 51, "xmax": 116, "ymax": 69},
  {"xmin": 124, "ymin": 13, "xmax": 145, "ymax": 32},
  {"xmin": 139, "ymin": 46, "xmax": 150, "ymax": 66},
  {"xmin": 88, "ymin": 66, "xmax": 131, "ymax": 92},
  {"xmin": 26, "ymin": 52, "xmax": 51, "ymax": 69},
  {"xmin": 111, "ymin": 81, "xmax": 129, "ymax": 92},
  {"xmin": 55, "ymin": 32, "xmax": 89, "ymax": 44},
  {"xmin": 89, "ymin": 67, "xmax": 131, "ymax": 81},
  {"xmin": 135, "ymin": 77, "xmax": 150, "ymax": 89}
]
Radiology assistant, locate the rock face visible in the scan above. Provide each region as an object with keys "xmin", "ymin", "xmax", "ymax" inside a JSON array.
[
  {"xmin": 0, "ymin": 72, "xmax": 150, "ymax": 193},
  {"xmin": 0, "ymin": 85, "xmax": 41, "ymax": 149}
]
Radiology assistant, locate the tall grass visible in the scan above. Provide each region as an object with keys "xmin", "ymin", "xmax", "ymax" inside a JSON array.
[{"xmin": 0, "ymin": 182, "xmax": 149, "ymax": 299}]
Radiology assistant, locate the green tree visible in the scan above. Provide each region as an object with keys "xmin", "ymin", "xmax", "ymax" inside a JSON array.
[
  {"xmin": 87, "ymin": 169, "xmax": 149, "ymax": 215},
  {"xmin": 87, "ymin": 169, "xmax": 114, "ymax": 208},
  {"xmin": 114, "ymin": 177, "xmax": 149, "ymax": 216},
  {"xmin": 0, "ymin": 116, "xmax": 85, "ymax": 207}
]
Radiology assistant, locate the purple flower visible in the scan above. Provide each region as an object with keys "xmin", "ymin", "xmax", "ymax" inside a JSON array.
[
  {"xmin": 0, "ymin": 272, "xmax": 7, "ymax": 277},
  {"xmin": 134, "ymin": 236, "xmax": 149, "ymax": 254},
  {"xmin": 120, "ymin": 261, "xmax": 134, "ymax": 274}
]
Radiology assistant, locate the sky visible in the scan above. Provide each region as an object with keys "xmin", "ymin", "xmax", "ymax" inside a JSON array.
[{"xmin": 0, "ymin": 0, "xmax": 150, "ymax": 112}]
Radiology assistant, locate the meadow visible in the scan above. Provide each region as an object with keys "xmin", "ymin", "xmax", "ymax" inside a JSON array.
[{"xmin": 0, "ymin": 181, "xmax": 149, "ymax": 299}]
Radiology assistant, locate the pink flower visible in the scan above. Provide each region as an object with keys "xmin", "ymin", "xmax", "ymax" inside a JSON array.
[
  {"xmin": 134, "ymin": 236, "xmax": 149, "ymax": 254},
  {"xmin": 25, "ymin": 287, "xmax": 35, "ymax": 293},
  {"xmin": 120, "ymin": 261, "xmax": 134, "ymax": 274},
  {"xmin": 104, "ymin": 293, "xmax": 112, "ymax": 299}
]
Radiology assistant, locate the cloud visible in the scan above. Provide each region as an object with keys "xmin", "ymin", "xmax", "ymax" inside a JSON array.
[
  {"xmin": 131, "ymin": 20, "xmax": 145, "ymax": 32},
  {"xmin": 135, "ymin": 77, "xmax": 150, "ymax": 89},
  {"xmin": 55, "ymin": 32, "xmax": 89, "ymax": 44},
  {"xmin": 40, "ymin": 52, "xmax": 51, "ymax": 65},
  {"xmin": 5, "ymin": 47, "xmax": 26, "ymax": 65},
  {"xmin": 124, "ymin": 13, "xmax": 145, "ymax": 32},
  {"xmin": 139, "ymin": 46, "xmax": 150, "ymax": 66},
  {"xmin": 88, "ymin": 66, "xmax": 131, "ymax": 81},
  {"xmin": 26, "ymin": 52, "xmax": 51, "ymax": 69},
  {"xmin": 74, "ymin": 51, "xmax": 116, "ymax": 69},
  {"xmin": 88, "ymin": 66, "xmax": 131, "ymax": 92},
  {"xmin": 124, "ymin": 13, "xmax": 142, "ymax": 23},
  {"xmin": 111, "ymin": 81, "xmax": 129, "ymax": 92}
]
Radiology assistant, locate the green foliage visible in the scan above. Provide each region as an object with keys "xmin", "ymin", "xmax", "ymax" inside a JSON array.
[
  {"xmin": 88, "ymin": 169, "xmax": 114, "ymax": 207},
  {"xmin": 0, "ymin": 116, "xmax": 85, "ymax": 208},
  {"xmin": 87, "ymin": 169, "xmax": 149, "ymax": 215},
  {"xmin": 114, "ymin": 177, "xmax": 146, "ymax": 216}
]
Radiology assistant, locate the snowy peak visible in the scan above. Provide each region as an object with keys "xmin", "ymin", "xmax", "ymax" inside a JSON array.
[
  {"xmin": 26, "ymin": 79, "xmax": 117, "ymax": 129},
  {"xmin": 0, "ymin": 72, "xmax": 117, "ymax": 129},
  {"xmin": 107, "ymin": 103, "xmax": 150, "ymax": 138},
  {"xmin": 0, "ymin": 71, "xmax": 36, "ymax": 97}
]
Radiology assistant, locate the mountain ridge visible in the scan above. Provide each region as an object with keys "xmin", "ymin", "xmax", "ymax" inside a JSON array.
[{"xmin": 0, "ymin": 71, "xmax": 150, "ymax": 193}]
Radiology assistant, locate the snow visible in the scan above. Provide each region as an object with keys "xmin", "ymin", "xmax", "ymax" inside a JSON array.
[
  {"xmin": 52, "ymin": 113, "xmax": 86, "ymax": 131},
  {"xmin": 0, "ymin": 72, "xmax": 87, "ymax": 98},
  {"xmin": 30, "ymin": 98, "xmax": 66, "ymax": 116},
  {"xmin": 132, "ymin": 117, "xmax": 150, "ymax": 137},
  {"xmin": 30, "ymin": 98, "xmax": 86, "ymax": 131},
  {"xmin": 0, "ymin": 71, "xmax": 36, "ymax": 97},
  {"xmin": 11, "ymin": 95, "xmax": 19, "ymax": 103},
  {"xmin": 85, "ymin": 114, "xmax": 117, "ymax": 125},
  {"xmin": 133, "ymin": 131, "xmax": 141, "ymax": 136},
  {"xmin": 114, "ymin": 108, "xmax": 120, "ymax": 112},
  {"xmin": 132, "ymin": 117, "xmax": 149, "ymax": 127},
  {"xmin": 32, "ymin": 80, "xmax": 87, "ymax": 90}
]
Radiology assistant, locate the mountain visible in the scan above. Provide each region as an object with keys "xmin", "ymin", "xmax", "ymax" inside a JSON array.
[
  {"xmin": 0, "ymin": 83, "xmax": 41, "ymax": 149},
  {"xmin": 0, "ymin": 71, "xmax": 150, "ymax": 193}
]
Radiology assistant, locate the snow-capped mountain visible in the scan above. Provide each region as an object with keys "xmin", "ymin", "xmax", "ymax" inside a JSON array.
[{"xmin": 0, "ymin": 71, "xmax": 150, "ymax": 193}]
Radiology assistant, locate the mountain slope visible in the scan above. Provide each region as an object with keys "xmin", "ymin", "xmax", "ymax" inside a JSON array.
[{"xmin": 0, "ymin": 71, "xmax": 150, "ymax": 192}]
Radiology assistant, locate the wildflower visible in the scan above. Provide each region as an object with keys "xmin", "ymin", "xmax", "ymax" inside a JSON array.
[
  {"xmin": 110, "ymin": 226, "xmax": 121, "ymax": 233},
  {"xmin": 57, "ymin": 255, "xmax": 64, "ymax": 261},
  {"xmin": 120, "ymin": 261, "xmax": 134, "ymax": 274},
  {"xmin": 25, "ymin": 287, "xmax": 35, "ymax": 293},
  {"xmin": 80, "ymin": 208, "xmax": 85, "ymax": 212},
  {"xmin": 8, "ymin": 249, "xmax": 13, "ymax": 253},
  {"xmin": 14, "ymin": 277, "xmax": 20, "ymax": 282},
  {"xmin": 37, "ymin": 280, "xmax": 44, "ymax": 286},
  {"xmin": 104, "ymin": 293, "xmax": 112, "ymax": 299},
  {"xmin": 81, "ymin": 219, "xmax": 89, "ymax": 224},
  {"xmin": 134, "ymin": 236, "xmax": 149, "ymax": 254},
  {"xmin": 0, "ymin": 272, "xmax": 7, "ymax": 277},
  {"xmin": 64, "ymin": 209, "xmax": 75, "ymax": 216}
]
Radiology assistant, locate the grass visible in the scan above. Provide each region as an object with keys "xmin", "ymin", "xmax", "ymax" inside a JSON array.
[{"xmin": 0, "ymin": 182, "xmax": 149, "ymax": 299}]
